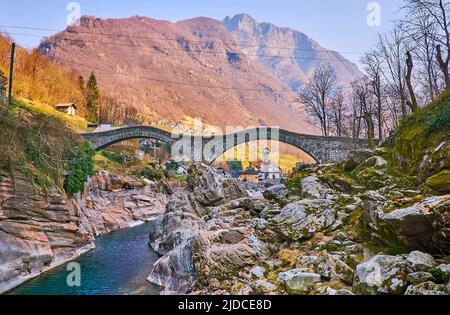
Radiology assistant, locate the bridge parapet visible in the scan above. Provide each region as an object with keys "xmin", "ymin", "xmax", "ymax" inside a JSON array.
[{"xmin": 81, "ymin": 126, "xmax": 372, "ymax": 164}]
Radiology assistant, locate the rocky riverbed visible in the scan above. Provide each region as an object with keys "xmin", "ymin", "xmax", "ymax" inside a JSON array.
[
  {"xmin": 1, "ymin": 149, "xmax": 449, "ymax": 295},
  {"xmin": 0, "ymin": 171, "xmax": 167, "ymax": 294},
  {"xmin": 147, "ymin": 154, "xmax": 449, "ymax": 295}
]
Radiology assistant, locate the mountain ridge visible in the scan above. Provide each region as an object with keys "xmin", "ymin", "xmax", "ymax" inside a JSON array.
[
  {"xmin": 223, "ymin": 13, "xmax": 363, "ymax": 91},
  {"xmin": 39, "ymin": 14, "xmax": 362, "ymax": 135}
]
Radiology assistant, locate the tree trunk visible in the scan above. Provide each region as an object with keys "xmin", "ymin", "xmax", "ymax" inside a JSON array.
[
  {"xmin": 364, "ymin": 114, "xmax": 376, "ymax": 149},
  {"xmin": 437, "ymin": 45, "xmax": 450, "ymax": 89},
  {"xmin": 406, "ymin": 51, "xmax": 418, "ymax": 112}
]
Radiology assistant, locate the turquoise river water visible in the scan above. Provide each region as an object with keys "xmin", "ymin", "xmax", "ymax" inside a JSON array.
[{"xmin": 7, "ymin": 223, "xmax": 162, "ymax": 295}]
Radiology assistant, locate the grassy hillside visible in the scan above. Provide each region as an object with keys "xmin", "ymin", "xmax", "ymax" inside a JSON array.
[
  {"xmin": 15, "ymin": 97, "xmax": 90, "ymax": 132},
  {"xmin": 390, "ymin": 89, "xmax": 450, "ymax": 186},
  {"xmin": 0, "ymin": 99, "xmax": 94, "ymax": 194}
]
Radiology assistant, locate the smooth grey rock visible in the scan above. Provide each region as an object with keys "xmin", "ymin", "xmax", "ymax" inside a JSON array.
[
  {"xmin": 301, "ymin": 175, "xmax": 330, "ymax": 199},
  {"xmin": 250, "ymin": 266, "xmax": 265, "ymax": 279},
  {"xmin": 316, "ymin": 254, "xmax": 354, "ymax": 284},
  {"xmin": 277, "ymin": 270, "xmax": 321, "ymax": 294},
  {"xmin": 353, "ymin": 254, "xmax": 408, "ymax": 295},
  {"xmin": 364, "ymin": 156, "xmax": 388, "ymax": 169},
  {"xmin": 271, "ymin": 199, "xmax": 335, "ymax": 240},
  {"xmin": 406, "ymin": 251, "xmax": 437, "ymax": 272}
]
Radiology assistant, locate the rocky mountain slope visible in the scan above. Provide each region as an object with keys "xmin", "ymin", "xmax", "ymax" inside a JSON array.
[
  {"xmin": 40, "ymin": 16, "xmax": 316, "ymax": 134},
  {"xmin": 223, "ymin": 14, "xmax": 363, "ymax": 91}
]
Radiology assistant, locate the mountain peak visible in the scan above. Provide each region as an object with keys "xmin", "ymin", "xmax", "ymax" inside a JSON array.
[{"xmin": 223, "ymin": 13, "xmax": 258, "ymax": 32}]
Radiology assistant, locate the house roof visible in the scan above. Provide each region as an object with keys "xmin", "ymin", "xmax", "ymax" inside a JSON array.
[
  {"xmin": 55, "ymin": 103, "xmax": 77, "ymax": 109},
  {"xmin": 241, "ymin": 170, "xmax": 259, "ymax": 176}
]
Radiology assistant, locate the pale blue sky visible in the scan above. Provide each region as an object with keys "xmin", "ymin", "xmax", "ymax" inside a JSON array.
[{"xmin": 0, "ymin": 0, "xmax": 402, "ymax": 64}]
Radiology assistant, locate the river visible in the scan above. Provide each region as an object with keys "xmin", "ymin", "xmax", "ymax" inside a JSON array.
[{"xmin": 7, "ymin": 223, "xmax": 162, "ymax": 295}]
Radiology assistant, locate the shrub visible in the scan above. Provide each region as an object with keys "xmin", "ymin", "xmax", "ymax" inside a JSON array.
[{"xmin": 64, "ymin": 141, "xmax": 96, "ymax": 196}]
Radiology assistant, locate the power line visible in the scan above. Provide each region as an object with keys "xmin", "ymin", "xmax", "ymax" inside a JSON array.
[
  {"xmin": 53, "ymin": 56, "xmax": 355, "ymax": 92},
  {"xmin": 0, "ymin": 24, "xmax": 365, "ymax": 56},
  {"xmin": 1, "ymin": 31, "xmax": 360, "ymax": 63}
]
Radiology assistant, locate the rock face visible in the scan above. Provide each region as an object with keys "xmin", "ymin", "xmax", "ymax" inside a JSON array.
[
  {"xmin": 0, "ymin": 172, "xmax": 94, "ymax": 294},
  {"xmin": 147, "ymin": 164, "xmax": 266, "ymax": 293},
  {"xmin": 378, "ymin": 195, "xmax": 450, "ymax": 254},
  {"xmin": 74, "ymin": 171, "xmax": 168, "ymax": 236},
  {"xmin": 300, "ymin": 175, "xmax": 331, "ymax": 199},
  {"xmin": 0, "ymin": 170, "xmax": 167, "ymax": 294}
]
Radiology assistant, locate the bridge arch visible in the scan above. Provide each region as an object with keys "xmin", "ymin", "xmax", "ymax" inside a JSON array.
[{"xmin": 81, "ymin": 126, "xmax": 371, "ymax": 164}]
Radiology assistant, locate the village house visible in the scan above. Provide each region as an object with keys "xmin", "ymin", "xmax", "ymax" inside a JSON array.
[
  {"xmin": 54, "ymin": 103, "xmax": 77, "ymax": 116},
  {"xmin": 239, "ymin": 170, "xmax": 259, "ymax": 182}
]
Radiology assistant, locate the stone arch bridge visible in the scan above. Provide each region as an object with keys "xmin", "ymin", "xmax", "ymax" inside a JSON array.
[{"xmin": 81, "ymin": 126, "xmax": 372, "ymax": 164}]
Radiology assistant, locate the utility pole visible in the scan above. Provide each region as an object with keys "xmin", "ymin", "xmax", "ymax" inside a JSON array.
[{"xmin": 8, "ymin": 43, "xmax": 16, "ymax": 105}]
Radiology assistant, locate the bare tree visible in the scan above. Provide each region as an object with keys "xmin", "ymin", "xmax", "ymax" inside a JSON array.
[
  {"xmin": 402, "ymin": 0, "xmax": 450, "ymax": 88},
  {"xmin": 361, "ymin": 50, "xmax": 386, "ymax": 139},
  {"xmin": 399, "ymin": 5, "xmax": 442, "ymax": 101},
  {"xmin": 352, "ymin": 78, "xmax": 376, "ymax": 148},
  {"xmin": 377, "ymin": 29, "xmax": 410, "ymax": 117},
  {"xmin": 328, "ymin": 88, "xmax": 346, "ymax": 137},
  {"xmin": 300, "ymin": 65, "xmax": 338, "ymax": 136}
]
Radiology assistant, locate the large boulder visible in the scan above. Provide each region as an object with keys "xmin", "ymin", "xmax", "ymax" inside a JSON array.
[
  {"xmin": 147, "ymin": 165, "xmax": 261, "ymax": 294},
  {"xmin": 263, "ymin": 184, "xmax": 288, "ymax": 202},
  {"xmin": 353, "ymin": 254, "xmax": 408, "ymax": 295},
  {"xmin": 377, "ymin": 195, "xmax": 450, "ymax": 254},
  {"xmin": 187, "ymin": 164, "xmax": 247, "ymax": 206},
  {"xmin": 147, "ymin": 241, "xmax": 196, "ymax": 294},
  {"xmin": 405, "ymin": 251, "xmax": 437, "ymax": 272},
  {"xmin": 300, "ymin": 175, "xmax": 331, "ymax": 199},
  {"xmin": 270, "ymin": 199, "xmax": 335, "ymax": 241},
  {"xmin": 316, "ymin": 254, "xmax": 354, "ymax": 284},
  {"xmin": 277, "ymin": 270, "xmax": 321, "ymax": 294},
  {"xmin": 343, "ymin": 150, "xmax": 376, "ymax": 171},
  {"xmin": 192, "ymin": 228, "xmax": 259, "ymax": 286},
  {"xmin": 363, "ymin": 156, "xmax": 388, "ymax": 169},
  {"xmin": 361, "ymin": 190, "xmax": 387, "ymax": 224}
]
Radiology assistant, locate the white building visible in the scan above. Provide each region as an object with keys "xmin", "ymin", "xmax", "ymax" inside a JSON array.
[
  {"xmin": 259, "ymin": 147, "xmax": 281, "ymax": 180},
  {"xmin": 55, "ymin": 103, "xmax": 77, "ymax": 116}
]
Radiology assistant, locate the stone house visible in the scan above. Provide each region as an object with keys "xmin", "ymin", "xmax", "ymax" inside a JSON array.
[{"xmin": 54, "ymin": 103, "xmax": 77, "ymax": 116}]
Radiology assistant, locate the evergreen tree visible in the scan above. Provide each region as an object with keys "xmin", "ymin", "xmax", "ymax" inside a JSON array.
[{"xmin": 85, "ymin": 72, "xmax": 100, "ymax": 124}]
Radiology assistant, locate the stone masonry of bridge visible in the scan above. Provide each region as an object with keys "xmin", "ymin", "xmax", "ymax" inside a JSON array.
[{"xmin": 81, "ymin": 126, "xmax": 372, "ymax": 164}]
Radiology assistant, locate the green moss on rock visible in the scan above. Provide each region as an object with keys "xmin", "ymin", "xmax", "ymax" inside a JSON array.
[{"xmin": 426, "ymin": 169, "xmax": 450, "ymax": 193}]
